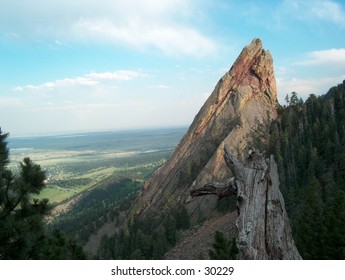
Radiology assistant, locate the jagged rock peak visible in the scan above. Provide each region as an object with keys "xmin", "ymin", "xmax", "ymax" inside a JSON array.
[
  {"xmin": 131, "ymin": 38, "xmax": 279, "ymax": 226},
  {"xmin": 227, "ymin": 38, "xmax": 277, "ymax": 107},
  {"xmin": 191, "ymin": 38, "xmax": 277, "ymax": 140}
]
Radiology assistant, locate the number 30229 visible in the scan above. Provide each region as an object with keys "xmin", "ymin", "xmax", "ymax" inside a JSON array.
[{"xmin": 204, "ymin": 267, "xmax": 234, "ymax": 276}]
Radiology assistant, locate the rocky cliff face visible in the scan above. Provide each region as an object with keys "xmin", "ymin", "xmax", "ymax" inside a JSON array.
[{"xmin": 131, "ymin": 38, "xmax": 278, "ymax": 225}]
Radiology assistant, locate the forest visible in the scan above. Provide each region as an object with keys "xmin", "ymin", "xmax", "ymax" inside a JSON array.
[{"xmin": 268, "ymin": 81, "xmax": 345, "ymax": 259}]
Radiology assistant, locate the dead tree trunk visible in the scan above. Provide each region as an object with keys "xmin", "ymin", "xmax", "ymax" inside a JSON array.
[{"xmin": 190, "ymin": 146, "xmax": 302, "ymax": 260}]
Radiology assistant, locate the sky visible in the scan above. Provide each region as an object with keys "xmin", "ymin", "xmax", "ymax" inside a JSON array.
[{"xmin": 1, "ymin": 0, "xmax": 345, "ymax": 136}]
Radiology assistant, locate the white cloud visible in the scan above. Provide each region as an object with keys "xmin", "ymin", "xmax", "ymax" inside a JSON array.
[
  {"xmin": 14, "ymin": 87, "xmax": 24, "ymax": 92},
  {"xmin": 71, "ymin": 17, "xmax": 216, "ymax": 57},
  {"xmin": 276, "ymin": 75, "xmax": 345, "ymax": 102},
  {"xmin": 15, "ymin": 70, "xmax": 144, "ymax": 91},
  {"xmin": 311, "ymin": 0, "xmax": 345, "ymax": 25},
  {"xmin": 276, "ymin": 47, "xmax": 345, "ymax": 102},
  {"xmin": 18, "ymin": 78, "xmax": 98, "ymax": 91},
  {"xmin": 295, "ymin": 49, "xmax": 345, "ymax": 66},
  {"xmin": 0, "ymin": 0, "xmax": 216, "ymax": 57},
  {"xmin": 86, "ymin": 70, "xmax": 145, "ymax": 80}
]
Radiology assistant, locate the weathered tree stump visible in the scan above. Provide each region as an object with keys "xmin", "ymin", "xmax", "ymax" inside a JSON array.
[{"xmin": 190, "ymin": 146, "xmax": 302, "ymax": 260}]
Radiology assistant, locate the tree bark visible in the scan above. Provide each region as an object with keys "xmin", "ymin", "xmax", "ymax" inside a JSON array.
[{"xmin": 190, "ymin": 146, "xmax": 302, "ymax": 260}]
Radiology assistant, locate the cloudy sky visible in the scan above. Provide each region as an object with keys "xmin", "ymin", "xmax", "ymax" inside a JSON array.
[{"xmin": 1, "ymin": 0, "xmax": 345, "ymax": 136}]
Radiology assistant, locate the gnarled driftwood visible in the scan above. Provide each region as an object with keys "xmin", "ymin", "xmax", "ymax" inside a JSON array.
[{"xmin": 190, "ymin": 146, "xmax": 302, "ymax": 260}]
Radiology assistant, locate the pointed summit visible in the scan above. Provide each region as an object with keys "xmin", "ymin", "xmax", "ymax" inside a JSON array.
[
  {"xmin": 230, "ymin": 38, "xmax": 277, "ymax": 103},
  {"xmin": 132, "ymin": 39, "xmax": 278, "ymax": 224}
]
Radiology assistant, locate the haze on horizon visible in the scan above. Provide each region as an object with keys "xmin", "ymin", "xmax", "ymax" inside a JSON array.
[{"xmin": 1, "ymin": 0, "xmax": 345, "ymax": 136}]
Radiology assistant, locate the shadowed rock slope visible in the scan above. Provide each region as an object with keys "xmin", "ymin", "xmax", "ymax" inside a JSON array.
[
  {"xmin": 165, "ymin": 211, "xmax": 238, "ymax": 259},
  {"xmin": 131, "ymin": 38, "xmax": 279, "ymax": 226}
]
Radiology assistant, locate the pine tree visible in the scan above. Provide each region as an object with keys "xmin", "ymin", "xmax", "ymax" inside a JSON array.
[
  {"xmin": 0, "ymin": 129, "xmax": 85, "ymax": 259},
  {"xmin": 164, "ymin": 214, "xmax": 177, "ymax": 245},
  {"xmin": 294, "ymin": 177, "xmax": 326, "ymax": 259},
  {"xmin": 324, "ymin": 188, "xmax": 345, "ymax": 259},
  {"xmin": 209, "ymin": 231, "xmax": 238, "ymax": 260},
  {"xmin": 174, "ymin": 205, "xmax": 190, "ymax": 230},
  {"xmin": 0, "ymin": 130, "xmax": 48, "ymax": 259},
  {"xmin": 290, "ymin": 92, "xmax": 299, "ymax": 105},
  {"xmin": 152, "ymin": 226, "xmax": 168, "ymax": 259}
]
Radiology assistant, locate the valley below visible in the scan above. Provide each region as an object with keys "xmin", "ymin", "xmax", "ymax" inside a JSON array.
[
  {"xmin": 8, "ymin": 128, "xmax": 185, "ymax": 205},
  {"xmin": 7, "ymin": 128, "xmax": 187, "ymax": 257}
]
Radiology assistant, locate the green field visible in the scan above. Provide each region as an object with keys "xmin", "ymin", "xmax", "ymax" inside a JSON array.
[{"xmin": 8, "ymin": 128, "xmax": 185, "ymax": 205}]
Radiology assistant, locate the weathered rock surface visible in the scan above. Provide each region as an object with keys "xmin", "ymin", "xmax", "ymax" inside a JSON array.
[{"xmin": 131, "ymin": 38, "xmax": 278, "ymax": 225}]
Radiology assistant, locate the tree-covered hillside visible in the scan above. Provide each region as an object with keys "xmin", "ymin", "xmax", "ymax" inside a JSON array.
[{"xmin": 269, "ymin": 81, "xmax": 345, "ymax": 259}]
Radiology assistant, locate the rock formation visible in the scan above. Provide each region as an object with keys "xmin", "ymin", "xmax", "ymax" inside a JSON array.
[
  {"xmin": 130, "ymin": 38, "xmax": 278, "ymax": 225},
  {"xmin": 191, "ymin": 146, "xmax": 302, "ymax": 259}
]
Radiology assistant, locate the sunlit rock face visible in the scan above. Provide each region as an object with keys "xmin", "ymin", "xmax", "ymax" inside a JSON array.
[{"xmin": 132, "ymin": 38, "xmax": 278, "ymax": 225}]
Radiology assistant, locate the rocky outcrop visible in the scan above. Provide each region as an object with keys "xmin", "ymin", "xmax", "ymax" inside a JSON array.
[{"xmin": 131, "ymin": 38, "xmax": 278, "ymax": 225}]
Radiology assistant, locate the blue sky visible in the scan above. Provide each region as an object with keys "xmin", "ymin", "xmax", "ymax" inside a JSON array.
[{"xmin": 1, "ymin": 0, "xmax": 345, "ymax": 136}]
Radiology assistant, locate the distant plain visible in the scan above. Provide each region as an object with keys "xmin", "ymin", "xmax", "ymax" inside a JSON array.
[{"xmin": 8, "ymin": 128, "xmax": 186, "ymax": 204}]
